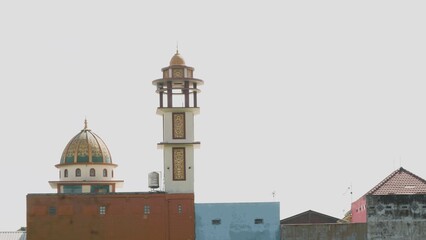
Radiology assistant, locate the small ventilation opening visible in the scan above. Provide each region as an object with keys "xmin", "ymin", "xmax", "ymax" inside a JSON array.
[
  {"xmin": 254, "ymin": 218, "xmax": 264, "ymax": 224},
  {"xmin": 212, "ymin": 219, "xmax": 221, "ymax": 225}
]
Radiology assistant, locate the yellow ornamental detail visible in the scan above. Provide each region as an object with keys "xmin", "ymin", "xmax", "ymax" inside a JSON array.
[
  {"xmin": 173, "ymin": 148, "xmax": 186, "ymax": 180},
  {"xmin": 173, "ymin": 113, "xmax": 185, "ymax": 139}
]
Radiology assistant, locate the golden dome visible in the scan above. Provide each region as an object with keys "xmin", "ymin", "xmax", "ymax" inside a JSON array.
[
  {"xmin": 169, "ymin": 51, "xmax": 186, "ymax": 66},
  {"xmin": 59, "ymin": 120, "xmax": 112, "ymax": 165}
]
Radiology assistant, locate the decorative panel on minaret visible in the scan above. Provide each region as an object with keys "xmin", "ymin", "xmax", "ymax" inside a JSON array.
[
  {"xmin": 173, "ymin": 148, "xmax": 186, "ymax": 180},
  {"xmin": 173, "ymin": 113, "xmax": 186, "ymax": 139},
  {"xmin": 173, "ymin": 68, "xmax": 184, "ymax": 78}
]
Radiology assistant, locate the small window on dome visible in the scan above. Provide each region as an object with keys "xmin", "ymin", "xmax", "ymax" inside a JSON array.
[
  {"xmin": 76, "ymin": 168, "xmax": 81, "ymax": 177},
  {"xmin": 90, "ymin": 168, "xmax": 96, "ymax": 177},
  {"xmin": 103, "ymin": 169, "xmax": 107, "ymax": 177},
  {"xmin": 64, "ymin": 169, "xmax": 68, "ymax": 178}
]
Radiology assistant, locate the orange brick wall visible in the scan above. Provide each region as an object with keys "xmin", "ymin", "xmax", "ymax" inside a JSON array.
[{"xmin": 27, "ymin": 192, "xmax": 194, "ymax": 240}]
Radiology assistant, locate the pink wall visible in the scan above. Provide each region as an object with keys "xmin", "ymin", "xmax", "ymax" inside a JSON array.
[{"xmin": 351, "ymin": 196, "xmax": 367, "ymax": 223}]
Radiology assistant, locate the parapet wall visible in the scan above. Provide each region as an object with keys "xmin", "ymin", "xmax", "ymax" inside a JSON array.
[{"xmin": 281, "ymin": 223, "xmax": 367, "ymax": 240}]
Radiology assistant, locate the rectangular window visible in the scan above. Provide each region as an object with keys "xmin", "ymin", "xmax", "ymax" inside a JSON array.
[
  {"xmin": 254, "ymin": 219, "xmax": 264, "ymax": 224},
  {"xmin": 144, "ymin": 205, "xmax": 151, "ymax": 215},
  {"xmin": 48, "ymin": 206, "xmax": 56, "ymax": 216},
  {"xmin": 173, "ymin": 148, "xmax": 186, "ymax": 180},
  {"xmin": 212, "ymin": 219, "xmax": 221, "ymax": 225},
  {"xmin": 172, "ymin": 112, "xmax": 186, "ymax": 139},
  {"xmin": 99, "ymin": 206, "xmax": 106, "ymax": 215},
  {"xmin": 63, "ymin": 185, "xmax": 82, "ymax": 194},
  {"xmin": 91, "ymin": 185, "xmax": 109, "ymax": 193}
]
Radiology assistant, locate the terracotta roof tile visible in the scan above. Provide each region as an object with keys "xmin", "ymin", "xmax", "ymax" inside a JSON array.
[{"xmin": 368, "ymin": 167, "xmax": 426, "ymax": 195}]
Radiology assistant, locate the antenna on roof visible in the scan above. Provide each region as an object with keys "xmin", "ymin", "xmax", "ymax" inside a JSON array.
[{"xmin": 343, "ymin": 184, "xmax": 353, "ymax": 205}]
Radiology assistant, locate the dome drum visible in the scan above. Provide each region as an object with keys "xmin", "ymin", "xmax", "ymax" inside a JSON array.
[{"xmin": 58, "ymin": 164, "xmax": 116, "ymax": 182}]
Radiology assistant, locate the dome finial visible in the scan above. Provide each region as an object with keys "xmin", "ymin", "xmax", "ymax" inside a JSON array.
[
  {"xmin": 84, "ymin": 118, "xmax": 88, "ymax": 130},
  {"xmin": 176, "ymin": 41, "xmax": 179, "ymax": 54}
]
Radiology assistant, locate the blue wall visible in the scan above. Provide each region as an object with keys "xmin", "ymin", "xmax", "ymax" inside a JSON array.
[{"xmin": 195, "ymin": 202, "xmax": 280, "ymax": 240}]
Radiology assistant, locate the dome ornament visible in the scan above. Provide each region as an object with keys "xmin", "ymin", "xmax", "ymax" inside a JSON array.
[
  {"xmin": 169, "ymin": 48, "xmax": 185, "ymax": 66},
  {"xmin": 84, "ymin": 118, "xmax": 88, "ymax": 130}
]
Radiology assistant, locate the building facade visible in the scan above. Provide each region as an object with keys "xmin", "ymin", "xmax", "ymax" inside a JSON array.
[
  {"xmin": 195, "ymin": 202, "xmax": 280, "ymax": 240},
  {"xmin": 27, "ymin": 193, "xmax": 194, "ymax": 240},
  {"xmin": 367, "ymin": 194, "xmax": 426, "ymax": 239}
]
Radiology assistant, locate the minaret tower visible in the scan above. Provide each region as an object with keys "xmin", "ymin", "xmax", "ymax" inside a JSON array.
[{"xmin": 152, "ymin": 51, "xmax": 204, "ymax": 193}]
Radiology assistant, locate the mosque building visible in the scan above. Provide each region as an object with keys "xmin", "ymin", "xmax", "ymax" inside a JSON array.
[{"xmin": 26, "ymin": 51, "xmax": 280, "ymax": 240}]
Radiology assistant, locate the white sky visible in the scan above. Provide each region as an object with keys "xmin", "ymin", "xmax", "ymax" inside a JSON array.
[{"xmin": 1, "ymin": 0, "xmax": 426, "ymax": 230}]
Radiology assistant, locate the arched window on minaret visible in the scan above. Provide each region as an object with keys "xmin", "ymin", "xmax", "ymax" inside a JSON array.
[
  {"xmin": 90, "ymin": 168, "xmax": 96, "ymax": 177},
  {"xmin": 103, "ymin": 169, "xmax": 107, "ymax": 177},
  {"xmin": 64, "ymin": 169, "xmax": 68, "ymax": 178},
  {"xmin": 76, "ymin": 168, "xmax": 81, "ymax": 177}
]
